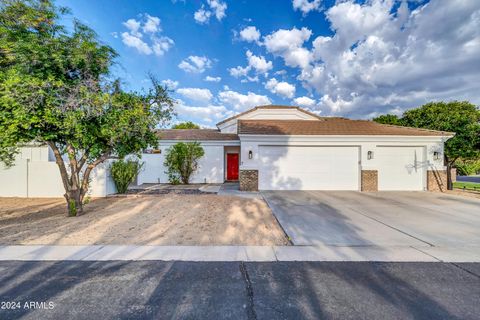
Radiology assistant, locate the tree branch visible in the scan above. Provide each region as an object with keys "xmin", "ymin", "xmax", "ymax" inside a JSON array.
[
  {"xmin": 77, "ymin": 148, "xmax": 90, "ymax": 173},
  {"xmin": 46, "ymin": 141, "xmax": 70, "ymax": 192},
  {"xmin": 80, "ymin": 149, "xmax": 112, "ymax": 199}
]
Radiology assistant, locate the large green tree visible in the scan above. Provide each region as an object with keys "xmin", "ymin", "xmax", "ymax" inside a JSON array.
[
  {"xmin": 0, "ymin": 0, "xmax": 174, "ymax": 215},
  {"xmin": 373, "ymin": 101, "xmax": 480, "ymax": 189}
]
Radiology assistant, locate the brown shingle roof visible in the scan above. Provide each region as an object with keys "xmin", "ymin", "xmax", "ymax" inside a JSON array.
[
  {"xmin": 216, "ymin": 105, "xmax": 323, "ymax": 126},
  {"xmin": 156, "ymin": 129, "xmax": 239, "ymax": 140},
  {"xmin": 237, "ymin": 119, "xmax": 454, "ymax": 136}
]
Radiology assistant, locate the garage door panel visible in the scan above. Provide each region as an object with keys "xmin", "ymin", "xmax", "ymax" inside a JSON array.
[
  {"xmin": 258, "ymin": 146, "xmax": 359, "ymax": 190},
  {"xmin": 377, "ymin": 147, "xmax": 425, "ymax": 191}
]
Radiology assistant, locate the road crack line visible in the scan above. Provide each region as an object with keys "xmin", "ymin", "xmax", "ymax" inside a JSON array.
[
  {"xmin": 240, "ymin": 262, "xmax": 257, "ymax": 320},
  {"xmin": 449, "ymin": 262, "xmax": 480, "ymax": 279}
]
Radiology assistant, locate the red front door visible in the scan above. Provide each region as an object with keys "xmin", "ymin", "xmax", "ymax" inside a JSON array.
[{"xmin": 227, "ymin": 153, "xmax": 239, "ymax": 181}]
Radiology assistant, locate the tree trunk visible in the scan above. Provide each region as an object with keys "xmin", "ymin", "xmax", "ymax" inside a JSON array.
[
  {"xmin": 64, "ymin": 190, "xmax": 84, "ymax": 217},
  {"xmin": 446, "ymin": 162, "xmax": 454, "ymax": 191},
  {"xmin": 47, "ymin": 141, "xmax": 111, "ymax": 216},
  {"xmin": 444, "ymin": 155, "xmax": 458, "ymax": 191}
]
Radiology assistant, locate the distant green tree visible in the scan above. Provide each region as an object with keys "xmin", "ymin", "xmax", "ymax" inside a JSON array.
[
  {"xmin": 372, "ymin": 114, "xmax": 402, "ymax": 126},
  {"xmin": 0, "ymin": 0, "xmax": 174, "ymax": 215},
  {"xmin": 172, "ymin": 121, "xmax": 200, "ymax": 129},
  {"xmin": 373, "ymin": 101, "xmax": 480, "ymax": 189},
  {"xmin": 164, "ymin": 142, "xmax": 204, "ymax": 184}
]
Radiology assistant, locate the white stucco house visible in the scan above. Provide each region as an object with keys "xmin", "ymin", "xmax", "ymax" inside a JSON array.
[
  {"xmin": 0, "ymin": 105, "xmax": 453, "ymax": 197},
  {"xmin": 142, "ymin": 105, "xmax": 453, "ymax": 192}
]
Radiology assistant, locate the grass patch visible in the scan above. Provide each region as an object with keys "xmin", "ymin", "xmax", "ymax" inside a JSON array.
[{"xmin": 453, "ymin": 181, "xmax": 480, "ymax": 192}]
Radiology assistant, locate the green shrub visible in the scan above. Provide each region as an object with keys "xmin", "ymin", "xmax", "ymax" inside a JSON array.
[
  {"xmin": 110, "ymin": 159, "xmax": 144, "ymax": 193},
  {"xmin": 455, "ymin": 159, "xmax": 480, "ymax": 176},
  {"xmin": 164, "ymin": 142, "xmax": 204, "ymax": 184}
]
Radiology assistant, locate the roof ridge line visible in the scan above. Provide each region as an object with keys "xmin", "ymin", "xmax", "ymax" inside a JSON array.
[{"xmin": 369, "ymin": 121, "xmax": 455, "ymax": 135}]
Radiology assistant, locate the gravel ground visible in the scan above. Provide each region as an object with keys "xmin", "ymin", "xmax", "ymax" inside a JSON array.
[{"xmin": 0, "ymin": 195, "xmax": 289, "ymax": 246}]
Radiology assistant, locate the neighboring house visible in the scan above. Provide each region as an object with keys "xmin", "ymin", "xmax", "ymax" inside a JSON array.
[
  {"xmin": 0, "ymin": 105, "xmax": 453, "ymax": 197},
  {"xmin": 139, "ymin": 105, "xmax": 454, "ymax": 192}
]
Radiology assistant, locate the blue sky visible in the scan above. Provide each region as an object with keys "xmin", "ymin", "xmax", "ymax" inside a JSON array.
[{"xmin": 57, "ymin": 0, "xmax": 480, "ymax": 127}]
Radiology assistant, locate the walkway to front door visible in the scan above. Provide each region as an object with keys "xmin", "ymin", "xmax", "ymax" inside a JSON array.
[{"xmin": 226, "ymin": 153, "xmax": 239, "ymax": 181}]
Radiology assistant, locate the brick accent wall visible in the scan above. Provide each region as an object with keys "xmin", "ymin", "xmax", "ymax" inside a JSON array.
[
  {"xmin": 239, "ymin": 170, "xmax": 258, "ymax": 191},
  {"xmin": 361, "ymin": 170, "xmax": 378, "ymax": 192},
  {"xmin": 427, "ymin": 170, "xmax": 447, "ymax": 192}
]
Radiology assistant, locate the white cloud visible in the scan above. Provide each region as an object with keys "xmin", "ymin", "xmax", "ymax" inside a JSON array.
[
  {"xmin": 265, "ymin": 78, "xmax": 296, "ymax": 99},
  {"xmin": 208, "ymin": 0, "xmax": 227, "ymax": 20},
  {"xmin": 229, "ymin": 50, "xmax": 272, "ymax": 80},
  {"xmin": 264, "ymin": 27, "xmax": 313, "ymax": 68},
  {"xmin": 175, "ymin": 99, "xmax": 232, "ymax": 123},
  {"xmin": 229, "ymin": 65, "xmax": 250, "ymax": 78},
  {"xmin": 123, "ymin": 18, "xmax": 142, "ymax": 37},
  {"xmin": 292, "ymin": 0, "xmax": 322, "ymax": 16},
  {"xmin": 194, "ymin": 6, "xmax": 211, "ymax": 24},
  {"xmin": 121, "ymin": 15, "xmax": 174, "ymax": 56},
  {"xmin": 246, "ymin": 50, "xmax": 273, "ymax": 75},
  {"xmin": 143, "ymin": 14, "xmax": 161, "ymax": 33},
  {"xmin": 325, "ymin": 0, "xmax": 392, "ymax": 50},
  {"xmin": 293, "ymin": 96, "xmax": 316, "ymax": 108},
  {"xmin": 121, "ymin": 32, "xmax": 152, "ymax": 55},
  {"xmin": 204, "ymin": 76, "xmax": 222, "ymax": 82},
  {"xmin": 240, "ymin": 26, "xmax": 261, "ymax": 43},
  {"xmin": 194, "ymin": 0, "xmax": 227, "ymax": 24},
  {"xmin": 177, "ymin": 88, "xmax": 213, "ymax": 103},
  {"xmin": 178, "ymin": 55, "xmax": 212, "ymax": 73},
  {"xmin": 161, "ymin": 79, "xmax": 179, "ymax": 90},
  {"xmin": 297, "ymin": 0, "xmax": 480, "ymax": 117},
  {"xmin": 151, "ymin": 36, "xmax": 174, "ymax": 56},
  {"xmin": 246, "ymin": 75, "xmax": 259, "ymax": 83},
  {"xmin": 218, "ymin": 90, "xmax": 271, "ymax": 111}
]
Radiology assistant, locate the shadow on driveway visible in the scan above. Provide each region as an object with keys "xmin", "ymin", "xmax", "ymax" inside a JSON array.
[{"xmin": 262, "ymin": 191, "xmax": 480, "ymax": 248}]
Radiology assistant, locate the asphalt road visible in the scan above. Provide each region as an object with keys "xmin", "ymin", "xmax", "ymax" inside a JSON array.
[
  {"xmin": 0, "ymin": 261, "xmax": 479, "ymax": 320},
  {"xmin": 457, "ymin": 175, "xmax": 480, "ymax": 183}
]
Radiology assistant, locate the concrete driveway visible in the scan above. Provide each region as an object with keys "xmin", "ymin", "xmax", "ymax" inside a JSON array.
[{"xmin": 262, "ymin": 191, "xmax": 480, "ymax": 247}]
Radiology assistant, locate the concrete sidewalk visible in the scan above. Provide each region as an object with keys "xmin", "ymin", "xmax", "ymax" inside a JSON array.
[{"xmin": 1, "ymin": 245, "xmax": 479, "ymax": 262}]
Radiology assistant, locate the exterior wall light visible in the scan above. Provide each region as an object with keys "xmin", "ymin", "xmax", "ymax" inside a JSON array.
[
  {"xmin": 248, "ymin": 150, "xmax": 253, "ymax": 159},
  {"xmin": 367, "ymin": 151, "xmax": 374, "ymax": 160},
  {"xmin": 433, "ymin": 151, "xmax": 440, "ymax": 160}
]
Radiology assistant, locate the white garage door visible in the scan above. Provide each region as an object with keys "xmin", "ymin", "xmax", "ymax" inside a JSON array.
[
  {"xmin": 258, "ymin": 146, "xmax": 360, "ymax": 190},
  {"xmin": 377, "ymin": 146, "xmax": 425, "ymax": 191}
]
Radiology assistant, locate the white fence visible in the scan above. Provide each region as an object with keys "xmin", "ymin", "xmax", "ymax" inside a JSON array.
[{"xmin": 0, "ymin": 158, "xmax": 115, "ymax": 198}]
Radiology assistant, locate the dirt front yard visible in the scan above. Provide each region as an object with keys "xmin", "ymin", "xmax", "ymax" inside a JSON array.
[{"xmin": 0, "ymin": 195, "xmax": 289, "ymax": 246}]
